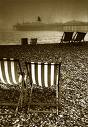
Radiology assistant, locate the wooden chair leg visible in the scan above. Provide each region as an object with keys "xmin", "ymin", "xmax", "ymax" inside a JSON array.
[
  {"xmin": 56, "ymin": 98, "xmax": 59, "ymax": 116},
  {"xmin": 56, "ymin": 76, "xmax": 60, "ymax": 116},
  {"xmin": 15, "ymin": 84, "xmax": 25, "ymax": 116},
  {"xmin": 15, "ymin": 94, "xmax": 21, "ymax": 116},
  {"xmin": 23, "ymin": 88, "xmax": 29, "ymax": 113},
  {"xmin": 28, "ymin": 85, "xmax": 33, "ymax": 113}
]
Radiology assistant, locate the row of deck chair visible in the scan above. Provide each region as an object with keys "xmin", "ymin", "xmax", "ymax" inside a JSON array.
[
  {"xmin": 0, "ymin": 58, "xmax": 61, "ymax": 115},
  {"xmin": 61, "ymin": 32, "xmax": 87, "ymax": 43}
]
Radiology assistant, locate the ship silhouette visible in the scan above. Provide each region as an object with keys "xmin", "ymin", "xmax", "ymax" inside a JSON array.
[
  {"xmin": 13, "ymin": 16, "xmax": 62, "ymax": 31},
  {"xmin": 37, "ymin": 16, "xmax": 41, "ymax": 22},
  {"xmin": 13, "ymin": 18, "xmax": 88, "ymax": 31}
]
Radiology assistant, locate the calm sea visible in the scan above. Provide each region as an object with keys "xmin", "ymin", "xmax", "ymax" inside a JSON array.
[
  {"xmin": 0, "ymin": 30, "xmax": 63, "ymax": 45},
  {"xmin": 0, "ymin": 30, "xmax": 88, "ymax": 45}
]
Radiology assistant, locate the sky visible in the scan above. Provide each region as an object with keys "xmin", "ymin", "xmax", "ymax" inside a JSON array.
[{"xmin": 0, "ymin": 0, "xmax": 88, "ymax": 29}]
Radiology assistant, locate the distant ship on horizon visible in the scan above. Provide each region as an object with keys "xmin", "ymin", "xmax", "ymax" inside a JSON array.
[
  {"xmin": 13, "ymin": 16, "xmax": 63, "ymax": 31},
  {"xmin": 13, "ymin": 17, "xmax": 88, "ymax": 31}
]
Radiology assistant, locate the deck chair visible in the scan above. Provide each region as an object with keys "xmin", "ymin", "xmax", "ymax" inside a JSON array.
[
  {"xmin": 0, "ymin": 58, "xmax": 26, "ymax": 115},
  {"xmin": 72, "ymin": 32, "xmax": 86, "ymax": 42},
  {"xmin": 25, "ymin": 62, "xmax": 61, "ymax": 115},
  {"xmin": 61, "ymin": 32, "xmax": 74, "ymax": 43}
]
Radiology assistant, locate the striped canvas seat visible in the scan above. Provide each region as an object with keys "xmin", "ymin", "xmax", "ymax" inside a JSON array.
[
  {"xmin": 26, "ymin": 62, "xmax": 60, "ymax": 88},
  {"xmin": 25, "ymin": 62, "xmax": 61, "ymax": 115},
  {"xmin": 72, "ymin": 32, "xmax": 86, "ymax": 42},
  {"xmin": 0, "ymin": 58, "xmax": 26, "ymax": 115},
  {"xmin": 0, "ymin": 58, "xmax": 23, "ymax": 88},
  {"xmin": 61, "ymin": 32, "xmax": 74, "ymax": 43}
]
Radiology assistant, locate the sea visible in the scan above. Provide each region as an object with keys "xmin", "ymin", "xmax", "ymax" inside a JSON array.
[{"xmin": 0, "ymin": 30, "xmax": 88, "ymax": 45}]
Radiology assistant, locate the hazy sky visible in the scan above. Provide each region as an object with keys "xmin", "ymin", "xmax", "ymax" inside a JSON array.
[{"xmin": 0, "ymin": 0, "xmax": 88, "ymax": 29}]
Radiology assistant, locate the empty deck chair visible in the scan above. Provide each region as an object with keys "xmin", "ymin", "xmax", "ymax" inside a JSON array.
[
  {"xmin": 0, "ymin": 58, "xmax": 26, "ymax": 115},
  {"xmin": 25, "ymin": 62, "xmax": 61, "ymax": 115},
  {"xmin": 61, "ymin": 32, "xmax": 74, "ymax": 43},
  {"xmin": 72, "ymin": 32, "xmax": 86, "ymax": 42}
]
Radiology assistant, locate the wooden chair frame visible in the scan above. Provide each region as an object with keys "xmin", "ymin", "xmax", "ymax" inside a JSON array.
[
  {"xmin": 72, "ymin": 32, "xmax": 86, "ymax": 42},
  {"xmin": 0, "ymin": 58, "xmax": 26, "ymax": 115},
  {"xmin": 61, "ymin": 32, "xmax": 74, "ymax": 43},
  {"xmin": 25, "ymin": 62, "xmax": 61, "ymax": 115}
]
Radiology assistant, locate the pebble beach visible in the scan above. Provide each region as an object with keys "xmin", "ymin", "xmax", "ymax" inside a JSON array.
[{"xmin": 0, "ymin": 42, "xmax": 88, "ymax": 127}]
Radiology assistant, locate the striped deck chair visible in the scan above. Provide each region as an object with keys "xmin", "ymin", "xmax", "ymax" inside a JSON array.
[
  {"xmin": 25, "ymin": 62, "xmax": 61, "ymax": 115},
  {"xmin": 0, "ymin": 58, "xmax": 26, "ymax": 115},
  {"xmin": 72, "ymin": 32, "xmax": 86, "ymax": 42},
  {"xmin": 61, "ymin": 32, "xmax": 74, "ymax": 43}
]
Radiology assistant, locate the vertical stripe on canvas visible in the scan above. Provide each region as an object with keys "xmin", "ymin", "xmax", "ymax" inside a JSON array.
[
  {"xmin": 54, "ymin": 64, "xmax": 57, "ymax": 86},
  {"xmin": 41, "ymin": 63, "xmax": 44, "ymax": 87},
  {"xmin": 11, "ymin": 61, "xmax": 18, "ymax": 84},
  {"xmin": 31, "ymin": 62, "xmax": 36, "ymax": 84},
  {"xmin": 38, "ymin": 63, "xmax": 42, "ymax": 86},
  {"xmin": 0, "ymin": 61, "xmax": 7, "ymax": 84},
  {"xmin": 44, "ymin": 63, "xmax": 48, "ymax": 87},
  {"xmin": 51, "ymin": 63, "xmax": 54, "ymax": 86},
  {"xmin": 35, "ymin": 63, "xmax": 38, "ymax": 86},
  {"xmin": 48, "ymin": 64, "xmax": 51, "ymax": 87},
  {"xmin": 7, "ymin": 60, "xmax": 14, "ymax": 84}
]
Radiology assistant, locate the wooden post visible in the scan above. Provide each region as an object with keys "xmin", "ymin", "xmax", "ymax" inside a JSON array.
[
  {"xmin": 30, "ymin": 38, "xmax": 37, "ymax": 45},
  {"xmin": 21, "ymin": 38, "xmax": 28, "ymax": 45}
]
